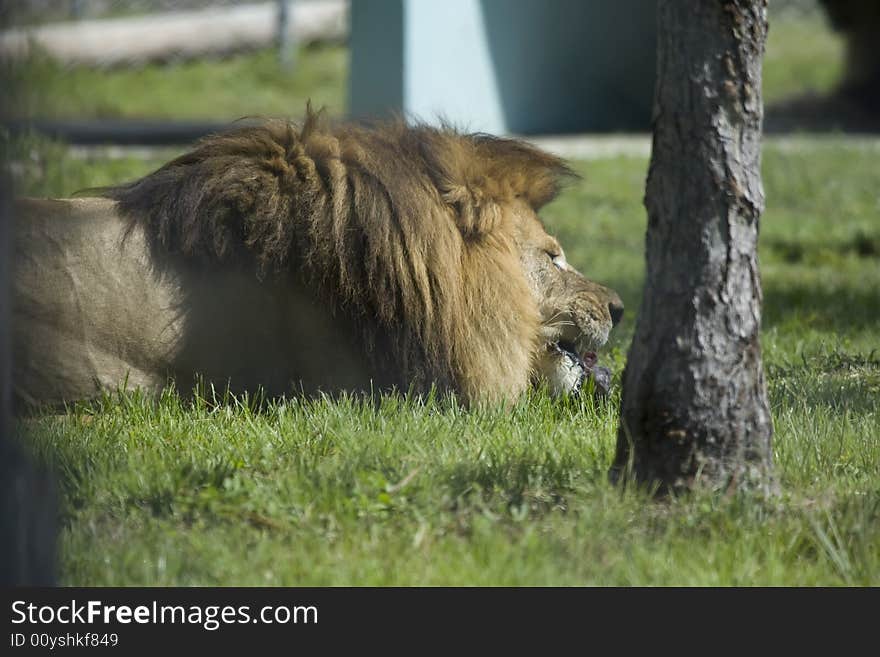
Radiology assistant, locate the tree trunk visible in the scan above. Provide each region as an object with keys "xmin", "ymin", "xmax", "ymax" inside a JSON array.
[
  {"xmin": 610, "ymin": 0, "xmax": 774, "ymax": 495},
  {"xmin": 0, "ymin": 176, "xmax": 57, "ymax": 585},
  {"xmin": 820, "ymin": 0, "xmax": 880, "ymax": 114}
]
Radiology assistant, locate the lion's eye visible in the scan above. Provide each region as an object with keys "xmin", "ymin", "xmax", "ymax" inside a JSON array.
[{"xmin": 549, "ymin": 253, "xmax": 567, "ymax": 270}]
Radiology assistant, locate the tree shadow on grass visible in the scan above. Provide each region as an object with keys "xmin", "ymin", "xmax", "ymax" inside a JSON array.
[
  {"xmin": 441, "ymin": 455, "xmax": 606, "ymax": 517},
  {"xmin": 761, "ymin": 279, "xmax": 880, "ymax": 333}
]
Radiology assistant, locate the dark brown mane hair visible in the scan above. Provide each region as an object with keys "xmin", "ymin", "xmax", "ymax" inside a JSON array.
[{"xmin": 103, "ymin": 109, "xmax": 575, "ymax": 399}]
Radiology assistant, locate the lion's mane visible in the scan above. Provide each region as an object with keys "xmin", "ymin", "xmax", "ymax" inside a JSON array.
[{"xmin": 104, "ymin": 111, "xmax": 575, "ymax": 401}]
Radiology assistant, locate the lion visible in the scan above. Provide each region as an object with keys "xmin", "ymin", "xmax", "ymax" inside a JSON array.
[{"xmin": 12, "ymin": 112, "xmax": 623, "ymax": 409}]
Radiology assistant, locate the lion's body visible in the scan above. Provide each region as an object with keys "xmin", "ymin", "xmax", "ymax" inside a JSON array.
[
  {"xmin": 14, "ymin": 197, "xmax": 178, "ymax": 405},
  {"xmin": 13, "ymin": 115, "xmax": 622, "ymax": 408},
  {"xmin": 13, "ymin": 197, "xmax": 385, "ymax": 406}
]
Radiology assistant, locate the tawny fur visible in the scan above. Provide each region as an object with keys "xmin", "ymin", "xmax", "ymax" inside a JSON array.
[{"xmin": 103, "ymin": 112, "xmax": 576, "ymax": 403}]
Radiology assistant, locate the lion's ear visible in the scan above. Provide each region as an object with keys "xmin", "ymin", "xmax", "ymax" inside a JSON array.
[{"xmin": 442, "ymin": 184, "xmax": 504, "ymax": 237}]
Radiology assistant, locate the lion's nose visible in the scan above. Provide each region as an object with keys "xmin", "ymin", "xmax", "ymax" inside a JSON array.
[{"xmin": 608, "ymin": 296, "xmax": 624, "ymax": 327}]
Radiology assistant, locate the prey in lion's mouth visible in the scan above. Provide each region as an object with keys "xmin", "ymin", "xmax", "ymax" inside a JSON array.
[{"xmin": 541, "ymin": 341, "xmax": 612, "ymax": 398}]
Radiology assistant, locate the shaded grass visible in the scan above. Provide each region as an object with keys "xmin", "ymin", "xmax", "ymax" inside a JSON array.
[
  {"xmin": 1, "ymin": 131, "xmax": 176, "ymax": 197},
  {"xmin": 11, "ymin": 135, "xmax": 880, "ymax": 585}
]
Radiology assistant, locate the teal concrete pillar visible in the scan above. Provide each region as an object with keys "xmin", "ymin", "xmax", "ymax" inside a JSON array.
[{"xmin": 349, "ymin": 0, "xmax": 657, "ymax": 134}]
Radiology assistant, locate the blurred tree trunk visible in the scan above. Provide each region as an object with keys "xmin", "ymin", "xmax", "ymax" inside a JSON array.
[
  {"xmin": 0, "ymin": 176, "xmax": 56, "ymax": 585},
  {"xmin": 819, "ymin": 0, "xmax": 880, "ymax": 113},
  {"xmin": 611, "ymin": 0, "xmax": 774, "ymax": 495}
]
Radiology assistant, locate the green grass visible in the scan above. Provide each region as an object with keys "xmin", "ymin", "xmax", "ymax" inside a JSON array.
[
  {"xmin": 0, "ymin": 44, "xmax": 347, "ymax": 121},
  {"xmin": 12, "ymin": 138, "xmax": 880, "ymax": 585},
  {"xmin": 764, "ymin": 13, "xmax": 846, "ymax": 105}
]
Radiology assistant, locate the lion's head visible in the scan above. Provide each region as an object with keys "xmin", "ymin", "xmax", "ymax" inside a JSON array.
[
  {"xmin": 516, "ymin": 209, "xmax": 624, "ymax": 396},
  {"xmin": 103, "ymin": 111, "xmax": 623, "ymax": 404}
]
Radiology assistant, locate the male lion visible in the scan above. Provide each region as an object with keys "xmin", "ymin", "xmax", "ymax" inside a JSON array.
[{"xmin": 12, "ymin": 113, "xmax": 623, "ymax": 408}]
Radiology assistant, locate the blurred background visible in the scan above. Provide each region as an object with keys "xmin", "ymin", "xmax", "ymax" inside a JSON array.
[{"xmin": 0, "ymin": 0, "xmax": 877, "ymax": 147}]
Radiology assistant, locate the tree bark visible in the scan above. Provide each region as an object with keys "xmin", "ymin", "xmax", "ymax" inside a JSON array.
[{"xmin": 611, "ymin": 0, "xmax": 774, "ymax": 495}]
